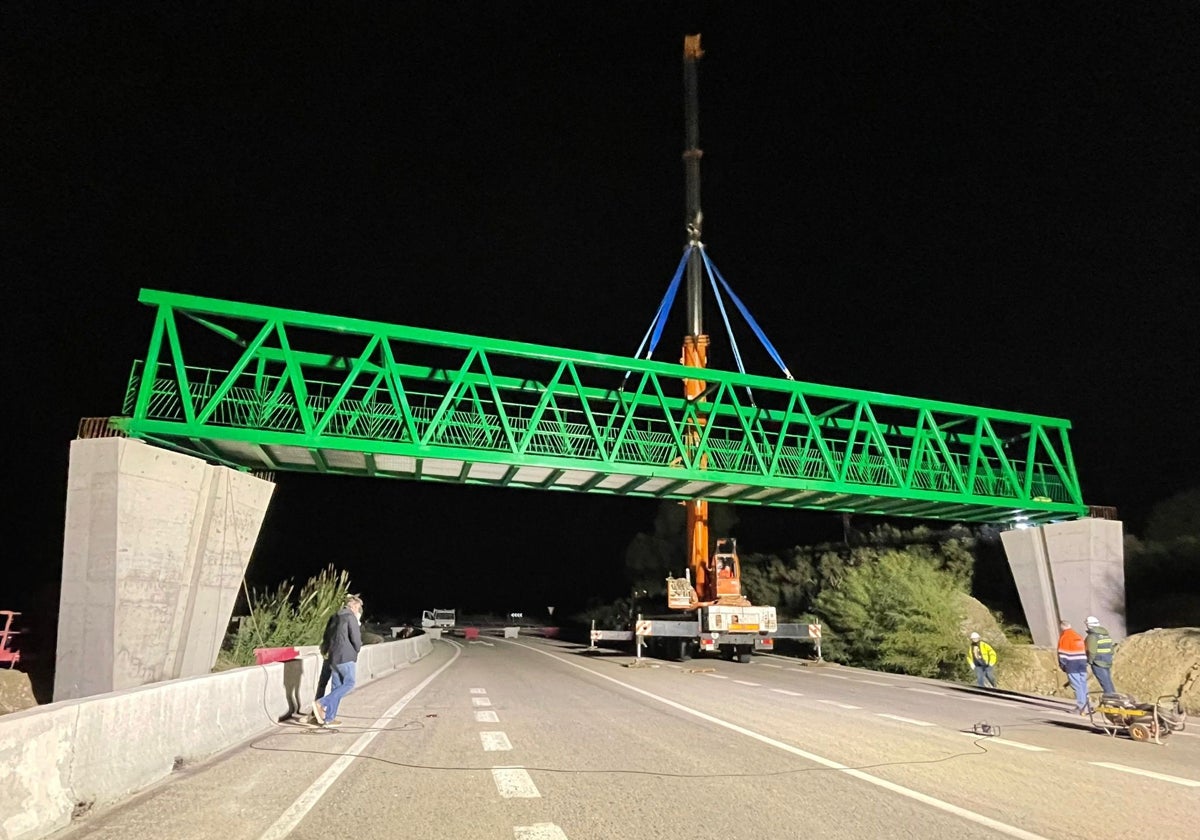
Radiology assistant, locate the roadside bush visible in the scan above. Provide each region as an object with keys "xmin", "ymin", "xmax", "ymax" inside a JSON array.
[
  {"xmin": 224, "ymin": 565, "xmax": 352, "ymax": 667},
  {"xmin": 815, "ymin": 550, "xmax": 969, "ymax": 680}
]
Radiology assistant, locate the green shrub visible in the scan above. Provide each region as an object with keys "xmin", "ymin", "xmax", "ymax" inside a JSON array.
[
  {"xmin": 815, "ymin": 550, "xmax": 969, "ymax": 680},
  {"xmin": 224, "ymin": 565, "xmax": 352, "ymax": 667}
]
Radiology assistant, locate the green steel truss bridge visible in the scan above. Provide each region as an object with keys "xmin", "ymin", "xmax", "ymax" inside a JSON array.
[{"xmin": 109, "ymin": 289, "xmax": 1086, "ymax": 525}]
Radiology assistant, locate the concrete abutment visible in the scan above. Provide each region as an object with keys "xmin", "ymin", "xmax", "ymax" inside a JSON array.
[
  {"xmin": 1001, "ymin": 517, "xmax": 1126, "ymax": 648},
  {"xmin": 55, "ymin": 438, "xmax": 274, "ymax": 701}
]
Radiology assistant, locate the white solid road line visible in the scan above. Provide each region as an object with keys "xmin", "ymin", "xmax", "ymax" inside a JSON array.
[
  {"xmin": 476, "ymin": 710, "xmax": 500, "ymax": 723},
  {"xmin": 957, "ymin": 732, "xmax": 1048, "ymax": 752},
  {"xmin": 1089, "ymin": 762, "xmax": 1200, "ymax": 788},
  {"xmin": 965, "ymin": 696, "xmax": 1015, "ymax": 708},
  {"xmin": 258, "ymin": 642, "xmax": 462, "ymax": 840},
  {"xmin": 906, "ymin": 688, "xmax": 946, "ymax": 696},
  {"xmin": 472, "ymin": 697, "xmax": 493, "ymax": 707},
  {"xmin": 470, "ymin": 687, "xmax": 487, "ymax": 694},
  {"xmin": 514, "ymin": 823, "xmax": 569, "ymax": 839},
  {"xmin": 818, "ymin": 700, "xmax": 863, "ymax": 710},
  {"xmin": 516, "ymin": 642, "xmax": 1052, "ymax": 840},
  {"xmin": 481, "ymin": 731, "xmax": 514, "ymax": 751},
  {"xmin": 492, "ymin": 766, "xmax": 542, "ymax": 798},
  {"xmin": 877, "ymin": 713, "xmax": 936, "ymax": 727},
  {"xmin": 733, "ymin": 680, "xmax": 761, "ymax": 686},
  {"xmin": 771, "ymin": 688, "xmax": 804, "ymax": 696}
]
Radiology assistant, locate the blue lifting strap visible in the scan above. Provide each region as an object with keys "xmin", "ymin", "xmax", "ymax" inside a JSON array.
[
  {"xmin": 622, "ymin": 247, "xmax": 690, "ymax": 391},
  {"xmin": 701, "ymin": 249, "xmax": 794, "ymax": 381}
]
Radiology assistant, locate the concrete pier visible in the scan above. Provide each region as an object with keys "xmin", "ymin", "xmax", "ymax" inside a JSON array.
[
  {"xmin": 1001, "ymin": 517, "xmax": 1126, "ymax": 648},
  {"xmin": 54, "ymin": 438, "xmax": 274, "ymax": 701}
]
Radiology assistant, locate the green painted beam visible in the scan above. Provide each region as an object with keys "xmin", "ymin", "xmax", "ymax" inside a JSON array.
[{"xmin": 113, "ymin": 289, "xmax": 1088, "ymax": 525}]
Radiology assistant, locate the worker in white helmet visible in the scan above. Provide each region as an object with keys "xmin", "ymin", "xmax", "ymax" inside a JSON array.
[
  {"xmin": 966, "ymin": 631, "xmax": 998, "ymax": 688},
  {"xmin": 1084, "ymin": 616, "xmax": 1117, "ymax": 695}
]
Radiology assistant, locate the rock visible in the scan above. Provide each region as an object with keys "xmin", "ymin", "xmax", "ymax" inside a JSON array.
[{"xmin": 0, "ymin": 669, "xmax": 37, "ymax": 715}]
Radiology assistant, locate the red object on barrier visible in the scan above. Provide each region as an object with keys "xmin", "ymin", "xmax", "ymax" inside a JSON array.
[
  {"xmin": 463, "ymin": 627, "xmax": 480, "ymax": 641},
  {"xmin": 253, "ymin": 647, "xmax": 299, "ymax": 665},
  {"xmin": 0, "ymin": 611, "xmax": 21, "ymax": 668}
]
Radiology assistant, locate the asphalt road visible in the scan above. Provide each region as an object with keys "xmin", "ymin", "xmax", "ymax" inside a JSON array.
[{"xmin": 56, "ymin": 637, "xmax": 1199, "ymax": 840}]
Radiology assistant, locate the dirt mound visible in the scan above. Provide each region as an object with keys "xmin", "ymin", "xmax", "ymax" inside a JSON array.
[
  {"xmin": 1111, "ymin": 627, "xmax": 1200, "ymax": 714},
  {"xmin": 957, "ymin": 593, "xmax": 1008, "ymax": 643},
  {"xmin": 994, "ymin": 627, "xmax": 1200, "ymax": 715},
  {"xmin": 0, "ymin": 669, "xmax": 37, "ymax": 715}
]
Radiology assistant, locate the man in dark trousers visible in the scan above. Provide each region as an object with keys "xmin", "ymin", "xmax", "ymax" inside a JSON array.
[
  {"xmin": 312, "ymin": 595, "xmax": 363, "ymax": 726},
  {"xmin": 1085, "ymin": 615, "xmax": 1117, "ymax": 694}
]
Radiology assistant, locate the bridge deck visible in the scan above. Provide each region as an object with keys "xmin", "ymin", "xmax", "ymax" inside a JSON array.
[{"xmin": 110, "ymin": 289, "xmax": 1086, "ymax": 525}]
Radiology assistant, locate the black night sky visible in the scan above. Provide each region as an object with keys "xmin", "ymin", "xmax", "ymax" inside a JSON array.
[{"xmin": 5, "ymin": 4, "xmax": 1198, "ymax": 638}]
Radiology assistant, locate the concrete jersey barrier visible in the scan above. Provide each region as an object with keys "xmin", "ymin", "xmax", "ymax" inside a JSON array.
[{"xmin": 0, "ymin": 635, "xmax": 433, "ymax": 840}]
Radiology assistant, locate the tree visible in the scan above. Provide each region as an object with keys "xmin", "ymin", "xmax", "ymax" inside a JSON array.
[
  {"xmin": 622, "ymin": 500, "xmax": 742, "ymax": 599},
  {"xmin": 1145, "ymin": 486, "xmax": 1200, "ymax": 543}
]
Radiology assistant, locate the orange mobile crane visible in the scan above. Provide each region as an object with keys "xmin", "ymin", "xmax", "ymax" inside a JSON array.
[{"xmin": 590, "ymin": 35, "xmax": 818, "ymax": 663}]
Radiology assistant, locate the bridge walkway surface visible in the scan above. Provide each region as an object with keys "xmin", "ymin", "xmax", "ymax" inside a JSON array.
[{"xmin": 53, "ymin": 637, "xmax": 1199, "ymax": 840}]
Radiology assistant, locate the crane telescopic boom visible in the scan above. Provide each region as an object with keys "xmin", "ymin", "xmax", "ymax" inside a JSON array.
[{"xmin": 675, "ymin": 34, "xmax": 750, "ymax": 610}]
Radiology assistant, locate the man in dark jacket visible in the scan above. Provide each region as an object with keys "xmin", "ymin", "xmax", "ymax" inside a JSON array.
[
  {"xmin": 1085, "ymin": 615, "xmax": 1117, "ymax": 694},
  {"xmin": 312, "ymin": 595, "xmax": 363, "ymax": 726}
]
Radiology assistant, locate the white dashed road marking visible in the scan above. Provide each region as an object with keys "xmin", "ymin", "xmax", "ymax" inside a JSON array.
[
  {"xmin": 480, "ymin": 731, "xmax": 513, "ymax": 751},
  {"xmin": 493, "ymin": 767, "xmax": 542, "ymax": 798},
  {"xmin": 470, "ymin": 688, "xmax": 487, "ymax": 694},
  {"xmin": 771, "ymin": 688, "xmax": 804, "ymax": 696},
  {"xmin": 475, "ymin": 710, "xmax": 500, "ymax": 723},
  {"xmin": 517, "ymin": 642, "xmax": 1052, "ymax": 840},
  {"xmin": 1089, "ymin": 762, "xmax": 1200, "ymax": 788},
  {"xmin": 957, "ymin": 732, "xmax": 1048, "ymax": 752},
  {"xmin": 514, "ymin": 823, "xmax": 569, "ymax": 839},
  {"xmin": 818, "ymin": 700, "xmax": 862, "ymax": 710},
  {"xmin": 472, "ymin": 697, "xmax": 493, "ymax": 707},
  {"xmin": 733, "ymin": 680, "xmax": 761, "ymax": 686},
  {"xmin": 877, "ymin": 714, "xmax": 935, "ymax": 727}
]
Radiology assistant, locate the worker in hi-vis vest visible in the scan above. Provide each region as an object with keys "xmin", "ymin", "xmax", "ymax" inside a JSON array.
[
  {"xmin": 967, "ymin": 632, "xmax": 998, "ymax": 688},
  {"xmin": 1085, "ymin": 616, "xmax": 1117, "ymax": 694}
]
